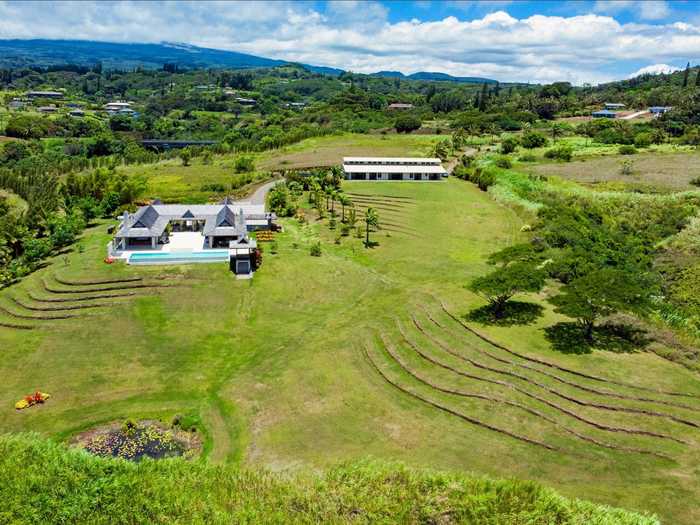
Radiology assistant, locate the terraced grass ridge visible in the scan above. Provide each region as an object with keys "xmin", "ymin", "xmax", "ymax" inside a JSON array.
[
  {"xmin": 0, "ymin": 434, "xmax": 657, "ymax": 525},
  {"xmin": 2, "ymin": 175, "xmax": 699, "ymax": 523}
]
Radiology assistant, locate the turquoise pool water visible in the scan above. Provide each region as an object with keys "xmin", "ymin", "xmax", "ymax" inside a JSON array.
[{"xmin": 128, "ymin": 250, "xmax": 229, "ymax": 264}]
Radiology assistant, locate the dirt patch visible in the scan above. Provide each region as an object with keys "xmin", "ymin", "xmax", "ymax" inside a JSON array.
[
  {"xmin": 526, "ymin": 151, "xmax": 700, "ymax": 192},
  {"xmin": 72, "ymin": 419, "xmax": 202, "ymax": 461}
]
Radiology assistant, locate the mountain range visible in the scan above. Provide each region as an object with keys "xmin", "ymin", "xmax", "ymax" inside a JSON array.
[{"xmin": 0, "ymin": 39, "xmax": 496, "ymax": 84}]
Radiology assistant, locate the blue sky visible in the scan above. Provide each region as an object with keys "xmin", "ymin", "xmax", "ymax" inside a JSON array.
[{"xmin": 0, "ymin": 1, "xmax": 698, "ymax": 84}]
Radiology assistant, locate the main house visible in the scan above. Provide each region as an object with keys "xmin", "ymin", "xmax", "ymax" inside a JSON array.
[
  {"xmin": 342, "ymin": 157, "xmax": 447, "ymax": 181},
  {"xmin": 113, "ymin": 200, "xmax": 275, "ymax": 251}
]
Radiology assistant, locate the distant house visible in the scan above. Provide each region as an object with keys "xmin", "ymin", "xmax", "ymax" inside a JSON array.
[
  {"xmin": 104, "ymin": 101, "xmax": 132, "ymax": 112},
  {"xmin": 343, "ymin": 157, "xmax": 447, "ymax": 181},
  {"xmin": 26, "ymin": 90, "xmax": 63, "ymax": 99},
  {"xmin": 116, "ymin": 108, "xmax": 138, "ymax": 117},
  {"xmin": 388, "ymin": 103, "xmax": 414, "ymax": 110},
  {"xmin": 592, "ymin": 109, "xmax": 617, "ymax": 119},
  {"xmin": 141, "ymin": 139, "xmax": 217, "ymax": 150},
  {"xmin": 235, "ymin": 97, "xmax": 257, "ymax": 105},
  {"xmin": 284, "ymin": 102, "xmax": 307, "ymax": 109},
  {"xmin": 8, "ymin": 98, "xmax": 26, "ymax": 110},
  {"xmin": 649, "ymin": 106, "xmax": 672, "ymax": 115},
  {"xmin": 604, "ymin": 103, "xmax": 626, "ymax": 110},
  {"xmin": 69, "ymin": 109, "xmax": 85, "ymax": 117},
  {"xmin": 37, "ymin": 105, "xmax": 58, "ymax": 113}
]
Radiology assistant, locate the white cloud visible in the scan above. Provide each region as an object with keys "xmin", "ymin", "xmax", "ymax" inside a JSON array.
[
  {"xmin": 593, "ymin": 0, "xmax": 670, "ymax": 20},
  {"xmin": 639, "ymin": 1, "xmax": 671, "ymax": 20},
  {"xmin": 0, "ymin": 1, "xmax": 698, "ymax": 85},
  {"xmin": 628, "ymin": 63, "xmax": 679, "ymax": 77}
]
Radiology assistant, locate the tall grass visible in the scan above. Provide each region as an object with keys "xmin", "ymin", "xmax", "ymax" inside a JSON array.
[{"xmin": 0, "ymin": 434, "xmax": 657, "ymax": 525}]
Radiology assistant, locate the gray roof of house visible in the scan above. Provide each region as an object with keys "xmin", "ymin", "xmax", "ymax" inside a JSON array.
[{"xmin": 115, "ymin": 203, "xmax": 273, "ymax": 238}]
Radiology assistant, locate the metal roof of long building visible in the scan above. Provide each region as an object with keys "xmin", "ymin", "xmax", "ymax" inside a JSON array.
[
  {"xmin": 343, "ymin": 156, "xmax": 442, "ymax": 164},
  {"xmin": 343, "ymin": 164, "xmax": 447, "ymax": 174}
]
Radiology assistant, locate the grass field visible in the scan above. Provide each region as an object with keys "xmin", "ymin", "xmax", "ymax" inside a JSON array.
[
  {"xmin": 526, "ymin": 149, "xmax": 700, "ymax": 192},
  {"xmin": 119, "ymin": 133, "xmax": 446, "ymax": 203},
  {"xmin": 2, "ymin": 172, "xmax": 700, "ymax": 521},
  {"xmin": 1, "ymin": 434, "xmax": 657, "ymax": 524}
]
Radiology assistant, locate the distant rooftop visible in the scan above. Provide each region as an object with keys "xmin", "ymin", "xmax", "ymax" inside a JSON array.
[
  {"xmin": 343, "ymin": 164, "xmax": 447, "ymax": 174},
  {"xmin": 26, "ymin": 90, "xmax": 63, "ymax": 98},
  {"xmin": 343, "ymin": 156, "xmax": 442, "ymax": 165}
]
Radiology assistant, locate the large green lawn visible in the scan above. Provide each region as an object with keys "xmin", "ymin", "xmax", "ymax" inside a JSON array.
[
  {"xmin": 1, "ymin": 177, "xmax": 699, "ymax": 523},
  {"xmin": 119, "ymin": 133, "xmax": 446, "ymax": 203}
]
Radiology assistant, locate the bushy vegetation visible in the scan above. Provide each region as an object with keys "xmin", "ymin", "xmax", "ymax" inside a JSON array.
[
  {"xmin": 0, "ymin": 434, "xmax": 658, "ymax": 525},
  {"xmin": 464, "ymin": 154, "xmax": 700, "ymax": 346}
]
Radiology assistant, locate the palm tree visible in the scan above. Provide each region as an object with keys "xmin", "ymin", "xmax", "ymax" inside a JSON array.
[
  {"xmin": 364, "ymin": 207, "xmax": 379, "ymax": 247},
  {"xmin": 347, "ymin": 205, "xmax": 357, "ymax": 227},
  {"xmin": 329, "ymin": 189, "xmax": 338, "ymax": 216},
  {"xmin": 338, "ymin": 194, "xmax": 351, "ymax": 222}
]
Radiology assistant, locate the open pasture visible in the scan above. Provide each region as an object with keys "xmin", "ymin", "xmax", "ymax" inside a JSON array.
[
  {"xmin": 526, "ymin": 150, "xmax": 700, "ymax": 192},
  {"xmin": 117, "ymin": 133, "xmax": 446, "ymax": 203},
  {"xmin": 1, "ymin": 177, "xmax": 700, "ymax": 523}
]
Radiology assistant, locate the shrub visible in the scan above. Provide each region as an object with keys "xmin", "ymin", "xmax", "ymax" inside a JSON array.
[
  {"xmin": 518, "ymin": 153, "xmax": 537, "ymax": 162},
  {"xmin": 394, "ymin": 115, "xmax": 421, "ymax": 133},
  {"xmin": 679, "ymin": 127, "xmax": 700, "ymax": 146},
  {"xmin": 460, "ymin": 154, "xmax": 475, "ymax": 168},
  {"xmin": 544, "ymin": 144, "xmax": 573, "ymax": 162},
  {"xmin": 22, "ymin": 237, "xmax": 53, "ymax": 262},
  {"xmin": 234, "ymin": 155, "xmax": 254, "ymax": 173},
  {"xmin": 620, "ymin": 159, "xmax": 634, "ymax": 176},
  {"xmin": 633, "ymin": 132, "xmax": 652, "ymax": 148},
  {"xmin": 618, "ymin": 145, "xmax": 637, "ymax": 155},
  {"xmin": 521, "ymin": 131, "xmax": 547, "ymax": 149},
  {"xmin": 494, "ymin": 156, "xmax": 512, "ymax": 169},
  {"xmin": 472, "ymin": 167, "xmax": 497, "ymax": 191},
  {"xmin": 500, "ymin": 137, "xmax": 519, "ymax": 154},
  {"xmin": 310, "ymin": 242, "xmax": 322, "ymax": 257},
  {"xmin": 200, "ymin": 183, "xmax": 226, "ymax": 192},
  {"xmin": 689, "ymin": 177, "xmax": 700, "ymax": 187}
]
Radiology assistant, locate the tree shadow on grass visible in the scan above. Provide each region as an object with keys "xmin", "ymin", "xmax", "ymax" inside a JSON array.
[
  {"xmin": 466, "ymin": 301, "xmax": 544, "ymax": 327},
  {"xmin": 544, "ymin": 322, "xmax": 651, "ymax": 355}
]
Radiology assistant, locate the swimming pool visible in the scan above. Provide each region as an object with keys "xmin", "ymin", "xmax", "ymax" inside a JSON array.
[{"xmin": 128, "ymin": 250, "xmax": 229, "ymax": 265}]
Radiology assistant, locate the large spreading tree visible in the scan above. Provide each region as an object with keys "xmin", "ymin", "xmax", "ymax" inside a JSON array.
[
  {"xmin": 548, "ymin": 267, "xmax": 656, "ymax": 340},
  {"xmin": 468, "ymin": 261, "xmax": 546, "ymax": 318}
]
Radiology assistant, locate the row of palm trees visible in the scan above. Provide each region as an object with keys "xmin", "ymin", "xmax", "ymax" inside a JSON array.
[{"xmin": 308, "ymin": 181, "xmax": 379, "ymax": 247}]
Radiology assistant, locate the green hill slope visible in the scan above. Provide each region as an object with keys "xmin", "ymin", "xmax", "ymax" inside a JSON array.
[{"xmin": 0, "ymin": 434, "xmax": 656, "ymax": 525}]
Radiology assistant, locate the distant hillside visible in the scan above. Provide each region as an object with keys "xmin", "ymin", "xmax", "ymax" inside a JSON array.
[
  {"xmin": 0, "ymin": 39, "xmax": 344, "ymax": 75},
  {"xmin": 0, "ymin": 434, "xmax": 658, "ymax": 525},
  {"xmin": 0, "ymin": 39, "xmax": 503, "ymax": 83},
  {"xmin": 371, "ymin": 70, "xmax": 498, "ymax": 84}
]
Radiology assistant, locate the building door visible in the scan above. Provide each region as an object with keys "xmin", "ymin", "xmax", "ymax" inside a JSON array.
[{"xmin": 236, "ymin": 260, "xmax": 251, "ymax": 274}]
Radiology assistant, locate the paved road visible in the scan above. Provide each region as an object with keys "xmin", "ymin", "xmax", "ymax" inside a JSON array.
[
  {"xmin": 247, "ymin": 179, "xmax": 280, "ymax": 206},
  {"xmin": 621, "ymin": 110, "xmax": 649, "ymax": 120}
]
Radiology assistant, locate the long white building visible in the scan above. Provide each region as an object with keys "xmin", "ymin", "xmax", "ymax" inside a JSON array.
[{"xmin": 342, "ymin": 157, "xmax": 447, "ymax": 181}]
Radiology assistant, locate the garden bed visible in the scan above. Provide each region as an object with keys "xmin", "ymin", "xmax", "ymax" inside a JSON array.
[{"xmin": 71, "ymin": 419, "xmax": 201, "ymax": 461}]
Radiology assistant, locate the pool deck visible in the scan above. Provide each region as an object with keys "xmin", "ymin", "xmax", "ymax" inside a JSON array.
[{"xmin": 109, "ymin": 232, "xmax": 216, "ymax": 261}]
